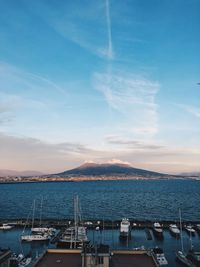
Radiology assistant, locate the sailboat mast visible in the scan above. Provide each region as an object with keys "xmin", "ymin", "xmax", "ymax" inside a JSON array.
[
  {"xmin": 74, "ymin": 195, "xmax": 78, "ymax": 241},
  {"xmin": 179, "ymin": 208, "xmax": 184, "ymax": 253},
  {"xmin": 39, "ymin": 196, "xmax": 43, "ymax": 226},
  {"xmin": 32, "ymin": 199, "xmax": 36, "ymax": 229}
]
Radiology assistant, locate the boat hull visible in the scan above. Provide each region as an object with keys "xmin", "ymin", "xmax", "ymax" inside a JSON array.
[
  {"xmin": 21, "ymin": 235, "xmax": 50, "ymax": 242},
  {"xmin": 176, "ymin": 251, "xmax": 195, "ymax": 267}
]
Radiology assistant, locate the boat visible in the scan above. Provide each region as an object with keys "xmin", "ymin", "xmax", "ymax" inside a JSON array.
[
  {"xmin": 152, "ymin": 247, "xmax": 168, "ymax": 266},
  {"xmin": 31, "ymin": 197, "xmax": 56, "ymax": 236},
  {"xmin": 119, "ymin": 218, "xmax": 131, "ymax": 240},
  {"xmin": 153, "ymin": 222, "xmax": 163, "ymax": 236},
  {"xmin": 31, "ymin": 227, "xmax": 56, "ymax": 235},
  {"xmin": 21, "ymin": 200, "xmax": 50, "ymax": 242},
  {"xmin": 176, "ymin": 250, "xmax": 194, "ymax": 266},
  {"xmin": 185, "ymin": 225, "xmax": 196, "ymax": 235},
  {"xmin": 176, "ymin": 209, "xmax": 194, "ymax": 266},
  {"xmin": 169, "ymin": 224, "xmax": 180, "ymax": 235},
  {"xmin": 21, "ymin": 234, "xmax": 50, "ymax": 242},
  {"xmin": 57, "ymin": 195, "xmax": 89, "ymax": 248},
  {"xmin": 0, "ymin": 223, "xmax": 13, "ymax": 230},
  {"xmin": 11, "ymin": 253, "xmax": 32, "ymax": 267}
]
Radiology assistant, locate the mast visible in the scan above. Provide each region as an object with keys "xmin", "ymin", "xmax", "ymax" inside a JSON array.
[
  {"xmin": 179, "ymin": 208, "xmax": 184, "ymax": 253},
  {"xmin": 74, "ymin": 195, "xmax": 78, "ymax": 241},
  {"xmin": 32, "ymin": 199, "xmax": 36, "ymax": 229},
  {"xmin": 39, "ymin": 196, "xmax": 43, "ymax": 226}
]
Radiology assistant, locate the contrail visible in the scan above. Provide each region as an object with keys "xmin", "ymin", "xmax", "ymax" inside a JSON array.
[{"xmin": 105, "ymin": 0, "xmax": 113, "ymax": 60}]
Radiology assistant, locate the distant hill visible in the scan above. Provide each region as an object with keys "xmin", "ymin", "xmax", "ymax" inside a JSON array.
[
  {"xmin": 56, "ymin": 162, "xmax": 169, "ymax": 178},
  {"xmin": 0, "ymin": 169, "xmax": 45, "ymax": 177},
  {"xmin": 179, "ymin": 172, "xmax": 200, "ymax": 177}
]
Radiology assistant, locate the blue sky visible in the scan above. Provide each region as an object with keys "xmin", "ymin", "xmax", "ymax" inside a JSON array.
[{"xmin": 0, "ymin": 0, "xmax": 199, "ymax": 174}]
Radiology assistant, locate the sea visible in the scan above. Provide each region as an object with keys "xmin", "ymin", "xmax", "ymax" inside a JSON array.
[
  {"xmin": 0, "ymin": 179, "xmax": 200, "ymax": 221},
  {"xmin": 0, "ymin": 179, "xmax": 200, "ymax": 267}
]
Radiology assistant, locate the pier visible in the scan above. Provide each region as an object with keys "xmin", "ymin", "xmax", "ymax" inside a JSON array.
[{"xmin": 1, "ymin": 218, "xmax": 200, "ymax": 229}]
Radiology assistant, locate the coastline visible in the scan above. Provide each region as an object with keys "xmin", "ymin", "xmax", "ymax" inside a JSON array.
[{"xmin": 0, "ymin": 175, "xmax": 197, "ymax": 184}]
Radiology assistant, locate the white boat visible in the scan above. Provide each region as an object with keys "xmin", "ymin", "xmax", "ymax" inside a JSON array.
[
  {"xmin": 185, "ymin": 225, "xmax": 196, "ymax": 235},
  {"xmin": 11, "ymin": 253, "xmax": 32, "ymax": 267},
  {"xmin": 31, "ymin": 227, "xmax": 56, "ymax": 236},
  {"xmin": 21, "ymin": 234, "xmax": 50, "ymax": 242},
  {"xmin": 18, "ymin": 257, "xmax": 32, "ymax": 267},
  {"xmin": 169, "ymin": 224, "xmax": 180, "ymax": 235},
  {"xmin": 119, "ymin": 218, "xmax": 131, "ymax": 239},
  {"xmin": 0, "ymin": 223, "xmax": 13, "ymax": 230},
  {"xmin": 31, "ymin": 197, "xmax": 56, "ymax": 236},
  {"xmin": 153, "ymin": 222, "xmax": 163, "ymax": 235},
  {"xmin": 21, "ymin": 199, "xmax": 51, "ymax": 242},
  {"xmin": 152, "ymin": 247, "xmax": 168, "ymax": 266}
]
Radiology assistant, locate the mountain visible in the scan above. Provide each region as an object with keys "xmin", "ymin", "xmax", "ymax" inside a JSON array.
[
  {"xmin": 56, "ymin": 162, "xmax": 168, "ymax": 178},
  {"xmin": 0, "ymin": 169, "xmax": 45, "ymax": 177}
]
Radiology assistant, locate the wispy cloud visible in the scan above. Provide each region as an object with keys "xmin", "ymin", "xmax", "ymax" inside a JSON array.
[
  {"xmin": 179, "ymin": 104, "xmax": 200, "ymax": 118},
  {"xmin": 0, "ymin": 62, "xmax": 67, "ymax": 98},
  {"xmin": 94, "ymin": 70, "xmax": 160, "ymax": 137},
  {"xmin": 29, "ymin": 1, "xmax": 113, "ymax": 60},
  {"xmin": 105, "ymin": 136, "xmax": 164, "ymax": 150}
]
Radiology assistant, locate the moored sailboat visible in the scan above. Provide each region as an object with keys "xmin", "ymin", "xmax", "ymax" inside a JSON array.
[
  {"xmin": 57, "ymin": 195, "xmax": 89, "ymax": 248},
  {"xmin": 176, "ymin": 209, "xmax": 194, "ymax": 266},
  {"xmin": 21, "ymin": 200, "xmax": 50, "ymax": 242}
]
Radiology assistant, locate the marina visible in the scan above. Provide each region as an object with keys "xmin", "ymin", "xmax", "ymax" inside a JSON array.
[
  {"xmin": 1, "ymin": 180, "xmax": 200, "ymax": 266},
  {"xmin": 1, "ymin": 220, "xmax": 200, "ymax": 266}
]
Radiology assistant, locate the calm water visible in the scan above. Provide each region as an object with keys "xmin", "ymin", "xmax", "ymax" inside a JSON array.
[{"xmin": 0, "ymin": 180, "xmax": 200, "ymax": 221}]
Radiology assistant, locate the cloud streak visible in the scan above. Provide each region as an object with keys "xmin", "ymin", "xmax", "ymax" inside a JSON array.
[
  {"xmin": 180, "ymin": 104, "xmax": 200, "ymax": 118},
  {"xmin": 28, "ymin": 1, "xmax": 113, "ymax": 60},
  {"xmin": 105, "ymin": 136, "xmax": 164, "ymax": 150},
  {"xmin": 0, "ymin": 62, "xmax": 67, "ymax": 98},
  {"xmin": 94, "ymin": 70, "xmax": 160, "ymax": 137},
  {"xmin": 105, "ymin": 0, "xmax": 114, "ymax": 59}
]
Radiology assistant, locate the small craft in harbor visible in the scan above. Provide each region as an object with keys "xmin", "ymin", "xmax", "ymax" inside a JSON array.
[
  {"xmin": 185, "ymin": 225, "xmax": 196, "ymax": 235},
  {"xmin": 153, "ymin": 222, "xmax": 163, "ymax": 237},
  {"xmin": 119, "ymin": 218, "xmax": 131, "ymax": 240},
  {"xmin": 0, "ymin": 223, "xmax": 14, "ymax": 230},
  {"xmin": 152, "ymin": 247, "xmax": 168, "ymax": 266},
  {"xmin": 169, "ymin": 224, "xmax": 180, "ymax": 236}
]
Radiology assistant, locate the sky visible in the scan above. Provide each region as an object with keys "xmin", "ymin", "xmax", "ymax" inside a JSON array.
[{"xmin": 0, "ymin": 0, "xmax": 199, "ymax": 174}]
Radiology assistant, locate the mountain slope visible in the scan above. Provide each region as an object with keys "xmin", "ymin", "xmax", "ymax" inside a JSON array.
[{"xmin": 56, "ymin": 163, "xmax": 167, "ymax": 177}]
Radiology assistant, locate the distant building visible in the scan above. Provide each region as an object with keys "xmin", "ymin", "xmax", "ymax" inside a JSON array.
[{"xmin": 0, "ymin": 249, "xmax": 11, "ymax": 267}]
